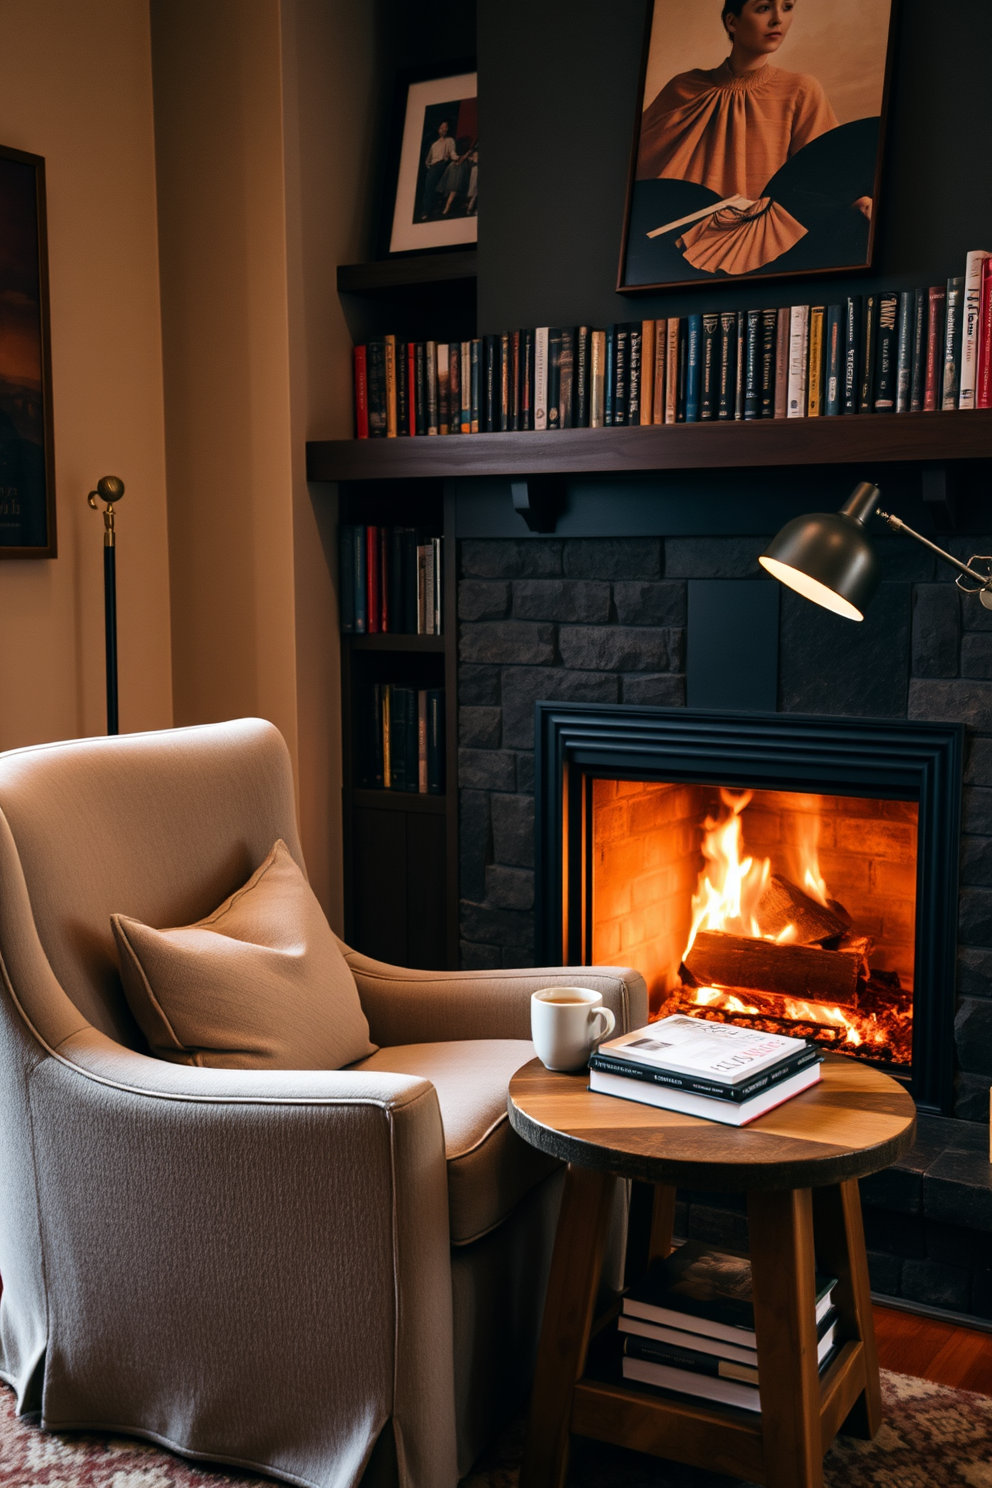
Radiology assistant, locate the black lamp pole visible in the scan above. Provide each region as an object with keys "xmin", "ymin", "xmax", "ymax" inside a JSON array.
[{"xmin": 88, "ymin": 476, "xmax": 125, "ymax": 735}]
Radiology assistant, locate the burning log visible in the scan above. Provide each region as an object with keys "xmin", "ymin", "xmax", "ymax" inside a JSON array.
[
  {"xmin": 682, "ymin": 928, "xmax": 865, "ymax": 1006},
  {"xmin": 755, "ymin": 874, "xmax": 851, "ymax": 945}
]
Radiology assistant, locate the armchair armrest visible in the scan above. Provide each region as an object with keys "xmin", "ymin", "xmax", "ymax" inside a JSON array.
[
  {"xmin": 27, "ymin": 1027, "xmax": 458, "ymax": 1488},
  {"xmin": 341, "ymin": 944, "xmax": 648, "ymax": 1046}
]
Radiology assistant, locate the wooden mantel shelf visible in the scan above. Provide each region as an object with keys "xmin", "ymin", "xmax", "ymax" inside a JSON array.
[{"xmin": 306, "ymin": 409, "xmax": 992, "ymax": 483}]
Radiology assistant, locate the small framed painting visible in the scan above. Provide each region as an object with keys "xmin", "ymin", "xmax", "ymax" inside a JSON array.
[
  {"xmin": 0, "ymin": 142, "xmax": 56, "ymax": 557},
  {"xmin": 618, "ymin": 0, "xmax": 897, "ymax": 294},
  {"xmin": 385, "ymin": 64, "xmax": 478, "ymax": 256}
]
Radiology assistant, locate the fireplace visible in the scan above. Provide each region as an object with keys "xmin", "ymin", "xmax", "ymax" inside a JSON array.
[{"xmin": 535, "ymin": 704, "xmax": 963, "ymax": 1114}]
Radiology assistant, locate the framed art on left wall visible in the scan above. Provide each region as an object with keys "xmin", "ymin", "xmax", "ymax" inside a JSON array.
[
  {"xmin": 0, "ymin": 143, "xmax": 56, "ymax": 558},
  {"xmin": 384, "ymin": 64, "xmax": 478, "ymax": 257}
]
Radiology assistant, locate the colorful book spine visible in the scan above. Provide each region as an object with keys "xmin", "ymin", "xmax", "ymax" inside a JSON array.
[
  {"xmin": 547, "ymin": 328, "xmax": 562, "ymax": 430},
  {"xmin": 534, "ymin": 327, "xmax": 549, "ymax": 431},
  {"xmin": 414, "ymin": 342, "xmax": 427, "ymax": 435},
  {"xmin": 743, "ymin": 309, "xmax": 760, "ymax": 420},
  {"xmin": 436, "ymin": 342, "xmax": 450, "ymax": 435},
  {"xmin": 519, "ymin": 330, "xmax": 534, "ymax": 431},
  {"xmin": 559, "ymin": 327, "xmax": 576, "ymax": 428},
  {"xmin": 774, "ymin": 307, "xmax": 790, "ymax": 418},
  {"xmin": 510, "ymin": 330, "xmax": 521, "ymax": 430},
  {"xmin": 942, "ymin": 276, "xmax": 965, "ymax": 410},
  {"xmin": 448, "ymin": 342, "xmax": 461, "ymax": 434},
  {"xmin": 924, "ymin": 286, "xmax": 946, "ymax": 411},
  {"xmin": 353, "ymin": 346, "xmax": 369, "ymax": 438},
  {"xmin": 685, "ymin": 314, "xmax": 702, "ymax": 422},
  {"xmin": 425, "ymin": 341, "xmax": 439, "ymax": 435},
  {"xmin": 700, "ymin": 311, "xmax": 718, "ymax": 419},
  {"xmin": 665, "ymin": 319, "xmax": 679, "ymax": 424},
  {"xmin": 959, "ymin": 250, "xmax": 991, "ymax": 409},
  {"xmin": 366, "ymin": 526, "xmax": 381, "ymax": 633},
  {"xmin": 640, "ymin": 319, "xmax": 655, "ymax": 425},
  {"xmin": 824, "ymin": 305, "xmax": 842, "ymax": 416},
  {"xmin": 909, "ymin": 290, "xmax": 927, "ymax": 413},
  {"xmin": 613, "ymin": 324, "xmax": 630, "ymax": 426},
  {"xmin": 895, "ymin": 290, "xmax": 913, "ymax": 414},
  {"xmin": 460, "ymin": 341, "xmax": 471, "ymax": 433},
  {"xmin": 759, "ymin": 309, "xmax": 776, "ymax": 418},
  {"xmin": 858, "ymin": 295, "xmax": 878, "ymax": 414},
  {"xmin": 367, "ymin": 339, "xmax": 387, "ymax": 437},
  {"xmin": 807, "ymin": 306, "xmax": 825, "ymax": 417},
  {"xmin": 575, "ymin": 326, "xmax": 590, "ymax": 427},
  {"xmin": 498, "ymin": 333, "xmax": 510, "ymax": 432},
  {"xmin": 978, "ymin": 258, "xmax": 992, "ymax": 409},
  {"xmin": 787, "ymin": 305, "xmax": 809, "ymax": 418},
  {"xmin": 677, "ymin": 319, "xmax": 688, "ymax": 421},
  {"xmin": 483, "ymin": 334, "xmax": 497, "ymax": 431},
  {"xmin": 384, "ymin": 335, "xmax": 397, "ymax": 437},
  {"xmin": 843, "ymin": 297, "xmax": 861, "ymax": 415},
  {"xmin": 397, "ymin": 341, "xmax": 410, "ymax": 436},
  {"xmin": 717, "ymin": 310, "xmax": 737, "ymax": 420},
  {"xmin": 873, "ymin": 292, "xmax": 898, "ymax": 412},
  {"xmin": 590, "ymin": 329, "xmax": 605, "ymax": 427},
  {"xmin": 627, "ymin": 323, "xmax": 642, "ymax": 425},
  {"xmin": 604, "ymin": 323, "xmax": 616, "ymax": 426},
  {"xmin": 652, "ymin": 319, "xmax": 666, "ymax": 424},
  {"xmin": 469, "ymin": 339, "xmax": 480, "ymax": 432}
]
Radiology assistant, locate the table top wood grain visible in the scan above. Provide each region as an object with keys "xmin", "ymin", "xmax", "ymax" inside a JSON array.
[{"xmin": 507, "ymin": 1054, "xmax": 917, "ymax": 1192}]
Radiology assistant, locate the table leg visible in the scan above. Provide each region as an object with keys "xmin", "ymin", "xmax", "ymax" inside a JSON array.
[
  {"xmin": 520, "ymin": 1163, "xmax": 618, "ymax": 1488},
  {"xmin": 748, "ymin": 1188, "xmax": 823, "ymax": 1488},
  {"xmin": 812, "ymin": 1179, "xmax": 881, "ymax": 1439}
]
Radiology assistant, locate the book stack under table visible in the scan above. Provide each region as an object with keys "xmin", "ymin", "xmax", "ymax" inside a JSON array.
[{"xmin": 620, "ymin": 1240, "xmax": 839, "ymax": 1414}]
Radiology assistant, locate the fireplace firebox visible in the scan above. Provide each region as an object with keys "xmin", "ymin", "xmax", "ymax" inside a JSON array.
[{"xmin": 535, "ymin": 704, "xmax": 963, "ymax": 1114}]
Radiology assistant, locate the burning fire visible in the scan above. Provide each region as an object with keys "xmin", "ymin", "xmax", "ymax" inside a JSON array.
[{"xmin": 662, "ymin": 789, "xmax": 912, "ymax": 1066}]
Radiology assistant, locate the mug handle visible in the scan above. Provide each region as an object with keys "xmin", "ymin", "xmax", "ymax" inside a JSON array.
[{"xmin": 589, "ymin": 1007, "xmax": 616, "ymax": 1049}]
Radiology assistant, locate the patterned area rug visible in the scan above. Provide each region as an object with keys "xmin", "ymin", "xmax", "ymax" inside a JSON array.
[{"xmin": 1, "ymin": 1371, "xmax": 990, "ymax": 1486}]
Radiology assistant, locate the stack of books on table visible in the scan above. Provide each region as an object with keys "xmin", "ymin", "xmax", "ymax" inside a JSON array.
[
  {"xmin": 588, "ymin": 1015, "xmax": 822, "ymax": 1127},
  {"xmin": 620, "ymin": 1240, "xmax": 839, "ymax": 1413}
]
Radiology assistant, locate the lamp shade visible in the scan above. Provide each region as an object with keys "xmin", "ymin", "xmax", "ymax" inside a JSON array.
[{"xmin": 759, "ymin": 482, "xmax": 882, "ymax": 622}]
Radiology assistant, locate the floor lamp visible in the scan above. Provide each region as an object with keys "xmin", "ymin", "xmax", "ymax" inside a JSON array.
[{"xmin": 88, "ymin": 476, "xmax": 124, "ymax": 734}]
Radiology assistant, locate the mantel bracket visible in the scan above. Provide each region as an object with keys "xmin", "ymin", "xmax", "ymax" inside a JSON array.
[
  {"xmin": 920, "ymin": 465, "xmax": 958, "ymax": 532},
  {"xmin": 511, "ymin": 477, "xmax": 566, "ymax": 533}
]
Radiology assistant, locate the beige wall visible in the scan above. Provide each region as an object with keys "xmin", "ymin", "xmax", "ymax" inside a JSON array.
[{"xmin": 0, "ymin": 0, "xmax": 172, "ymax": 748}]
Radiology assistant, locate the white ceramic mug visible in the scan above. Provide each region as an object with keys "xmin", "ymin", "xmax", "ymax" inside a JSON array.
[{"xmin": 530, "ymin": 986, "xmax": 616, "ymax": 1072}]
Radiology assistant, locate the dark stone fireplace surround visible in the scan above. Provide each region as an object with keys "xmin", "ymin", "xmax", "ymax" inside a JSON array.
[{"xmin": 456, "ymin": 530, "xmax": 992, "ymax": 1318}]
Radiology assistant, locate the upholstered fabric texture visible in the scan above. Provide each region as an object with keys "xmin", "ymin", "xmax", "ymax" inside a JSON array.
[
  {"xmin": 352, "ymin": 1040, "xmax": 560, "ymax": 1244},
  {"xmin": 112, "ymin": 839, "xmax": 376, "ymax": 1070}
]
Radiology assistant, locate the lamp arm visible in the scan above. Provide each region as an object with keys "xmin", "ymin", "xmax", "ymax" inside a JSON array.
[{"xmin": 876, "ymin": 510, "xmax": 992, "ymax": 591}]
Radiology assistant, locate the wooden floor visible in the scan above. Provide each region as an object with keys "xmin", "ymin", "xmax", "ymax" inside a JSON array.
[{"xmin": 874, "ymin": 1303, "xmax": 992, "ymax": 1394}]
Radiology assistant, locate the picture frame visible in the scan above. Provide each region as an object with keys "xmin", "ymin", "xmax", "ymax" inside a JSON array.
[
  {"xmin": 382, "ymin": 62, "xmax": 478, "ymax": 258},
  {"xmin": 618, "ymin": 0, "xmax": 898, "ymax": 295},
  {"xmin": 0, "ymin": 142, "xmax": 56, "ymax": 558}
]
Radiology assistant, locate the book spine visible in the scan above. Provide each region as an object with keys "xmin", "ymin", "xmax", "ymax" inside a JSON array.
[
  {"xmin": 859, "ymin": 294, "xmax": 878, "ymax": 413},
  {"xmin": 942, "ymin": 275, "xmax": 965, "ymax": 409},
  {"xmin": 397, "ymin": 341, "xmax": 410, "ymax": 436},
  {"xmin": 381, "ymin": 685, "xmax": 391, "ymax": 789},
  {"xmin": 665, "ymin": 319, "xmax": 679, "ymax": 424},
  {"xmin": 427, "ymin": 688, "xmax": 445, "ymax": 794},
  {"xmin": 520, "ymin": 329, "xmax": 534, "ymax": 430},
  {"xmin": 685, "ymin": 314, "xmax": 702, "ymax": 422},
  {"xmin": 560, "ymin": 327, "xmax": 576, "ymax": 428},
  {"xmin": 715, "ymin": 310, "xmax": 735, "ymax": 421},
  {"xmin": 498, "ymin": 333, "xmax": 511, "ymax": 432},
  {"xmin": 700, "ymin": 312, "xmax": 718, "ymax": 419},
  {"xmin": 367, "ymin": 339, "xmax": 387, "ymax": 437},
  {"xmin": 353, "ymin": 527, "xmax": 367, "ymax": 634},
  {"xmin": 470, "ymin": 339, "xmax": 481, "ymax": 432},
  {"xmin": 807, "ymin": 306, "xmax": 825, "ymax": 417},
  {"xmin": 733, "ymin": 310, "xmax": 745, "ymax": 420},
  {"xmin": 425, "ymin": 341, "xmax": 439, "ymax": 435},
  {"xmin": 613, "ymin": 324, "xmax": 629, "ymax": 425},
  {"xmin": 547, "ymin": 328, "xmax": 562, "ymax": 430},
  {"xmin": 460, "ymin": 341, "xmax": 471, "ymax": 433},
  {"xmin": 604, "ymin": 324, "xmax": 616, "ymax": 425},
  {"xmin": 924, "ymin": 287, "xmax": 946, "ymax": 411},
  {"xmin": 402, "ymin": 528, "xmax": 418, "ymax": 633},
  {"xmin": 640, "ymin": 319, "xmax": 655, "ymax": 425},
  {"xmin": 423, "ymin": 541, "xmax": 436, "ymax": 634},
  {"xmin": 510, "ymin": 330, "xmax": 521, "ymax": 430},
  {"xmin": 358, "ymin": 684, "xmax": 384, "ymax": 788},
  {"xmin": 448, "ymin": 342, "xmax": 461, "ymax": 434},
  {"xmin": 960, "ymin": 250, "xmax": 991, "ymax": 408},
  {"xmin": 623, "ymin": 1336, "xmax": 736, "ymax": 1382},
  {"xmin": 378, "ymin": 525, "xmax": 389, "ymax": 632},
  {"xmin": 384, "ymin": 334, "xmax": 397, "ymax": 437},
  {"xmin": 824, "ymin": 305, "xmax": 842, "ymax": 416},
  {"xmin": 627, "ymin": 323, "xmax": 642, "ymax": 425},
  {"xmin": 895, "ymin": 290, "xmax": 913, "ymax": 413},
  {"xmin": 353, "ymin": 346, "xmax": 369, "ymax": 438},
  {"xmin": 417, "ymin": 690, "xmax": 428, "ymax": 793},
  {"xmin": 652, "ymin": 320, "xmax": 666, "ymax": 424},
  {"xmin": 787, "ymin": 305, "xmax": 809, "ymax": 418},
  {"xmin": 843, "ymin": 297, "xmax": 861, "ymax": 415},
  {"xmin": 534, "ymin": 327, "xmax": 549, "ymax": 430},
  {"xmin": 484, "ymin": 335, "xmax": 498, "ymax": 431},
  {"xmin": 387, "ymin": 527, "xmax": 404, "ymax": 634},
  {"xmin": 909, "ymin": 289, "xmax": 927, "ymax": 413},
  {"xmin": 873, "ymin": 292, "xmax": 898, "ymax": 412},
  {"xmin": 366, "ymin": 526, "xmax": 381, "ymax": 633},
  {"xmin": 433, "ymin": 535, "xmax": 443, "ymax": 634},
  {"xmin": 416, "ymin": 543, "xmax": 427, "ymax": 633},
  {"xmin": 676, "ymin": 319, "xmax": 688, "ymax": 421},
  {"xmin": 978, "ymin": 259, "xmax": 992, "ymax": 409},
  {"xmin": 414, "ymin": 343, "xmax": 427, "ymax": 435},
  {"xmin": 575, "ymin": 326, "xmax": 590, "ymax": 427},
  {"xmin": 774, "ymin": 307, "xmax": 790, "ymax": 417},
  {"xmin": 437, "ymin": 342, "xmax": 450, "ymax": 434},
  {"xmin": 590, "ymin": 330, "xmax": 605, "ymax": 428},
  {"xmin": 758, "ymin": 309, "xmax": 777, "ymax": 419},
  {"xmin": 589, "ymin": 1045, "xmax": 819, "ymax": 1103},
  {"xmin": 339, "ymin": 525, "xmax": 356, "ymax": 632},
  {"xmin": 743, "ymin": 310, "xmax": 760, "ymax": 420}
]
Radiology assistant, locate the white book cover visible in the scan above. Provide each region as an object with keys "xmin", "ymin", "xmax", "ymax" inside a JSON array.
[
  {"xmin": 622, "ymin": 1356, "xmax": 761, "ymax": 1412},
  {"xmin": 590, "ymin": 330, "xmax": 605, "ymax": 427},
  {"xmin": 598, "ymin": 1014, "xmax": 807, "ymax": 1083},
  {"xmin": 665, "ymin": 319, "xmax": 680, "ymax": 423},
  {"xmin": 787, "ymin": 305, "xmax": 809, "ymax": 417},
  {"xmin": 534, "ymin": 328, "xmax": 549, "ymax": 430},
  {"xmin": 959, "ymin": 249, "xmax": 991, "ymax": 408},
  {"xmin": 588, "ymin": 1060, "xmax": 820, "ymax": 1126}
]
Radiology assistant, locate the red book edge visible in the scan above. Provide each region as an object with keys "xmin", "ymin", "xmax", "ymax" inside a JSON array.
[
  {"xmin": 407, "ymin": 344, "xmax": 417, "ymax": 435},
  {"xmin": 924, "ymin": 287, "xmax": 945, "ymax": 412},
  {"xmin": 366, "ymin": 526, "xmax": 381, "ymax": 633},
  {"xmin": 353, "ymin": 345, "xmax": 369, "ymax": 438},
  {"xmin": 978, "ymin": 260, "xmax": 992, "ymax": 409}
]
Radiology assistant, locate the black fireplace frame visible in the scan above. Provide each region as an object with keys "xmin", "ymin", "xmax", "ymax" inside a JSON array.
[{"xmin": 534, "ymin": 703, "xmax": 964, "ymax": 1115}]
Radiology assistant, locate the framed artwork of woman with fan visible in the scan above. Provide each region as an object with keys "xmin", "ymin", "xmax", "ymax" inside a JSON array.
[{"xmin": 619, "ymin": 0, "xmax": 896, "ymax": 293}]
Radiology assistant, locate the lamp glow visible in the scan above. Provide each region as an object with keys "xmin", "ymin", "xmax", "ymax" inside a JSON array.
[{"xmin": 758, "ymin": 556, "xmax": 866, "ymax": 621}]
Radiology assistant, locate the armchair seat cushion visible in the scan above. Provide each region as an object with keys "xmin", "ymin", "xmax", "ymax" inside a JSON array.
[{"xmin": 351, "ymin": 1040, "xmax": 559, "ymax": 1244}]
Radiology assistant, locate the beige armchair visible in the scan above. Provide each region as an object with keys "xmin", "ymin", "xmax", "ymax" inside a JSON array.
[{"xmin": 0, "ymin": 718, "xmax": 647, "ymax": 1488}]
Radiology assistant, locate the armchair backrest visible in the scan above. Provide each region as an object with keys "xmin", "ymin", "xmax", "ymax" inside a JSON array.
[{"xmin": 0, "ymin": 718, "xmax": 303, "ymax": 1049}]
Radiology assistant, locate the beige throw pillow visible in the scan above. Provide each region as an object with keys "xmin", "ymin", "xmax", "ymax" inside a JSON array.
[{"xmin": 111, "ymin": 840, "xmax": 376, "ymax": 1069}]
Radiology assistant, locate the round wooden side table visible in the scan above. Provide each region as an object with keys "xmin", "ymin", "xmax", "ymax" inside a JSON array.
[{"xmin": 508, "ymin": 1053, "xmax": 916, "ymax": 1488}]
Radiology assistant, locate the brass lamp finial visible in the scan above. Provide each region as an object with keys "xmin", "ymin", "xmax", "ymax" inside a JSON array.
[{"xmin": 88, "ymin": 475, "xmax": 125, "ymax": 546}]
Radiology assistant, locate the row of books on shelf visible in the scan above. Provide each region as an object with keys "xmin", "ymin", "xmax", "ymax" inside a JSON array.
[
  {"xmin": 352, "ymin": 249, "xmax": 992, "ymax": 436},
  {"xmin": 620, "ymin": 1240, "xmax": 839, "ymax": 1413},
  {"xmin": 588, "ymin": 1015, "xmax": 822, "ymax": 1127},
  {"xmin": 339, "ymin": 526, "xmax": 442, "ymax": 635},
  {"xmin": 354, "ymin": 684, "xmax": 445, "ymax": 795}
]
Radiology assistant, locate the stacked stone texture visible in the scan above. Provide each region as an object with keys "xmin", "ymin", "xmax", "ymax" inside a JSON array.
[{"xmin": 457, "ymin": 532, "xmax": 992, "ymax": 1122}]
